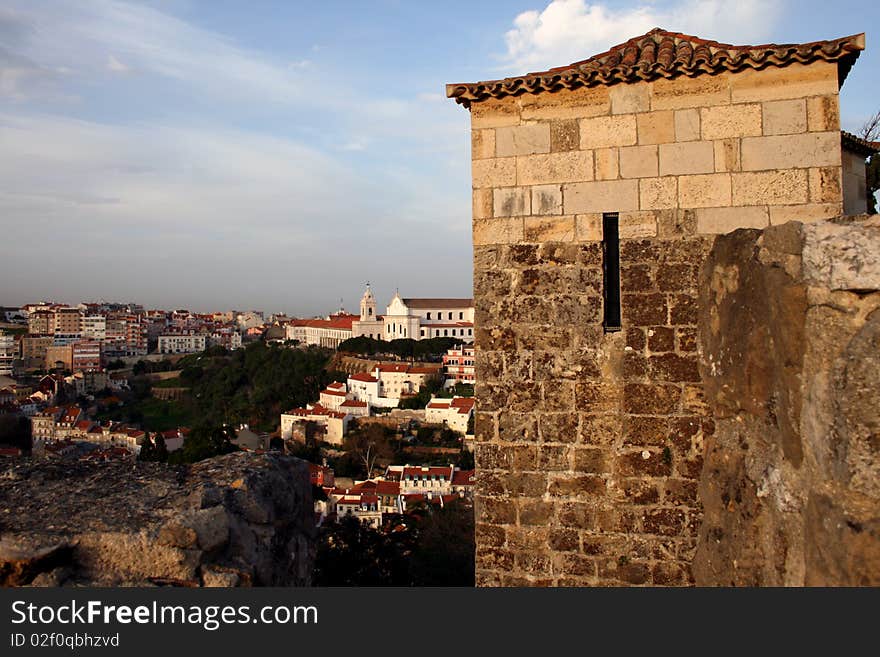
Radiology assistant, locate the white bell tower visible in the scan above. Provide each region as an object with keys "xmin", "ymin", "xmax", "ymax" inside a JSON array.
[{"xmin": 360, "ymin": 284, "xmax": 376, "ymax": 321}]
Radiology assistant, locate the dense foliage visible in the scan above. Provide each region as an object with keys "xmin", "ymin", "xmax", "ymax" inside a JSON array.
[
  {"xmin": 313, "ymin": 500, "xmax": 475, "ymax": 586},
  {"xmin": 337, "ymin": 336, "xmax": 461, "ymax": 361},
  {"xmin": 0, "ymin": 415, "xmax": 32, "ymax": 451}
]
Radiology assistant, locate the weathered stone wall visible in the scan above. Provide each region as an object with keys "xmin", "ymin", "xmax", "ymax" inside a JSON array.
[
  {"xmin": 694, "ymin": 217, "xmax": 880, "ymax": 586},
  {"xmin": 0, "ymin": 452, "xmax": 314, "ymax": 587},
  {"xmin": 475, "ymin": 237, "xmax": 712, "ymax": 585},
  {"xmin": 469, "ymin": 60, "xmax": 850, "ymax": 586}
]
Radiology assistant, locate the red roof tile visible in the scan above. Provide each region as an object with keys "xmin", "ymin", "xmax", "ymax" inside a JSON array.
[{"xmin": 447, "ymin": 28, "xmax": 865, "ymax": 107}]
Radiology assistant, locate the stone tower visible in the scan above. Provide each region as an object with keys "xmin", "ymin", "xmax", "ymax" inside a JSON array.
[{"xmin": 447, "ymin": 28, "xmax": 866, "ymax": 586}]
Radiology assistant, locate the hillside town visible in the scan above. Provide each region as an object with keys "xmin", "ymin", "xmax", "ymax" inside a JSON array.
[{"xmin": 0, "ymin": 288, "xmax": 477, "ymax": 533}]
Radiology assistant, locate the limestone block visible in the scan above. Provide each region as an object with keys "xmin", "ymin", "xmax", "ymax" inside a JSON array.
[
  {"xmin": 731, "ymin": 170, "xmax": 809, "ymax": 206},
  {"xmin": 473, "ymin": 189, "xmax": 493, "ymax": 219},
  {"xmin": 802, "ymin": 221, "xmax": 880, "ymax": 291},
  {"xmin": 678, "ymin": 173, "xmax": 732, "ymax": 208},
  {"xmin": 637, "ymin": 110, "xmax": 675, "ymax": 145},
  {"xmin": 639, "ymin": 177, "xmax": 677, "ymax": 209},
  {"xmin": 524, "ymin": 215, "xmax": 576, "ymax": 242},
  {"xmin": 494, "ymin": 187, "xmax": 531, "ymax": 217},
  {"xmin": 563, "ymin": 179, "xmax": 639, "ymax": 213},
  {"xmin": 806, "ymin": 95, "xmax": 840, "ymax": 132},
  {"xmin": 674, "ymin": 109, "xmax": 700, "ymax": 142},
  {"xmin": 619, "ymin": 145, "xmax": 659, "ymax": 178},
  {"xmin": 695, "ymin": 206, "xmax": 769, "ymax": 234},
  {"xmin": 652, "ymin": 74, "xmax": 730, "ymax": 110},
  {"xmin": 611, "ymin": 83, "xmax": 650, "ymax": 114},
  {"xmin": 531, "ymin": 184, "xmax": 563, "ymax": 215},
  {"xmin": 580, "ymin": 115, "xmax": 637, "ymax": 149},
  {"xmin": 521, "ymin": 85, "xmax": 610, "ymax": 121},
  {"xmin": 551, "ymin": 120, "xmax": 579, "ymax": 152},
  {"xmin": 700, "ymin": 104, "xmax": 762, "ymax": 140},
  {"xmin": 471, "ymin": 96, "xmax": 521, "ymax": 128},
  {"xmin": 595, "ymin": 148, "xmax": 619, "ymax": 180},
  {"xmin": 575, "ymin": 214, "xmax": 603, "ymax": 241},
  {"xmin": 474, "ymin": 217, "xmax": 524, "ymax": 245},
  {"xmin": 619, "ymin": 211, "xmax": 658, "ymax": 238},
  {"xmin": 809, "ymin": 167, "xmax": 842, "ymax": 204},
  {"xmin": 472, "ymin": 129, "xmax": 496, "ymax": 160},
  {"xmin": 659, "ymin": 141, "xmax": 715, "ymax": 176},
  {"xmin": 730, "ymin": 61, "xmax": 838, "ymax": 103},
  {"xmin": 496, "ymin": 123, "xmax": 551, "ymax": 157},
  {"xmin": 741, "ymin": 132, "xmax": 840, "ymax": 171},
  {"xmin": 762, "ymin": 99, "xmax": 807, "ymax": 136},
  {"xmin": 472, "ymin": 157, "xmax": 516, "ymax": 188},
  {"xmin": 517, "ymin": 150, "xmax": 594, "ymax": 185},
  {"xmin": 768, "ymin": 203, "xmax": 841, "ymax": 225},
  {"xmin": 714, "ymin": 139, "xmax": 741, "ymax": 173}
]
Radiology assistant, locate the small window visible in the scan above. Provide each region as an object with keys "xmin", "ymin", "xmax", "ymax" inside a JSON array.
[
  {"xmin": 602, "ymin": 212, "xmax": 622, "ymax": 332},
  {"xmin": 426, "ymin": 312, "xmax": 431, "ymax": 319}
]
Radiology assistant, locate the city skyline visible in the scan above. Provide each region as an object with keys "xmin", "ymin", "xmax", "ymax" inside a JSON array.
[{"xmin": 2, "ymin": 0, "xmax": 878, "ymax": 315}]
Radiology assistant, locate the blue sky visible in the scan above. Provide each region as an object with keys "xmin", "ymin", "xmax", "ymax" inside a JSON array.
[{"xmin": 1, "ymin": 0, "xmax": 877, "ymax": 315}]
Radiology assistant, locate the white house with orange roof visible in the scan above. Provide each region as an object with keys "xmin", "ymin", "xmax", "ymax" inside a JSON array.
[
  {"xmin": 318, "ymin": 382, "xmax": 348, "ymax": 410},
  {"xmin": 280, "ymin": 404, "xmax": 352, "ymax": 445},
  {"xmin": 425, "ymin": 396, "xmax": 475, "ymax": 435}
]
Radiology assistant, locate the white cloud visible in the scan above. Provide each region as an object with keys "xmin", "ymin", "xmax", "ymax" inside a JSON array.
[
  {"xmin": 106, "ymin": 54, "xmax": 130, "ymax": 73},
  {"xmin": 502, "ymin": 0, "xmax": 784, "ymax": 73}
]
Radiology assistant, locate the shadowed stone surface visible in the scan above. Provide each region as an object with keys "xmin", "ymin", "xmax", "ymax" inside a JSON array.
[
  {"xmin": 0, "ymin": 452, "xmax": 314, "ymax": 587},
  {"xmin": 695, "ymin": 216, "xmax": 880, "ymax": 586}
]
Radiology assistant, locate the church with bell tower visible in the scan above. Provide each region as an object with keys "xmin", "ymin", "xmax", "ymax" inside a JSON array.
[{"xmin": 352, "ymin": 284, "xmax": 384, "ymax": 340}]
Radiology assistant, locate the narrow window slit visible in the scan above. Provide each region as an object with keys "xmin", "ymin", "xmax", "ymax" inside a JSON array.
[{"xmin": 602, "ymin": 212, "xmax": 621, "ymax": 332}]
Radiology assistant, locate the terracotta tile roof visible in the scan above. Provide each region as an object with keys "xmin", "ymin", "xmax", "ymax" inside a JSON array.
[
  {"xmin": 340, "ymin": 399, "xmax": 367, "ymax": 407},
  {"xmin": 447, "ymin": 28, "xmax": 865, "ymax": 107},
  {"xmin": 349, "ymin": 373, "xmax": 378, "ymax": 383},
  {"xmin": 841, "ymin": 130, "xmax": 880, "ymax": 156},
  {"xmin": 375, "ymin": 480, "xmax": 400, "ymax": 496},
  {"xmin": 452, "ymin": 469, "xmax": 475, "ymax": 486}
]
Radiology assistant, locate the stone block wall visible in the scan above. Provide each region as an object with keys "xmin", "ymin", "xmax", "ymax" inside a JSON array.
[
  {"xmin": 471, "ymin": 61, "xmax": 844, "ymax": 246},
  {"xmin": 469, "ymin": 60, "xmax": 848, "ymax": 586},
  {"xmin": 475, "ymin": 237, "xmax": 712, "ymax": 585},
  {"xmin": 694, "ymin": 217, "xmax": 880, "ymax": 586}
]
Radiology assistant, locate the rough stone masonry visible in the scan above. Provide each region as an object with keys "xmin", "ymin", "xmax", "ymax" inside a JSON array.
[
  {"xmin": 0, "ymin": 452, "xmax": 314, "ymax": 587},
  {"xmin": 696, "ymin": 217, "xmax": 880, "ymax": 586},
  {"xmin": 448, "ymin": 28, "xmax": 873, "ymax": 585}
]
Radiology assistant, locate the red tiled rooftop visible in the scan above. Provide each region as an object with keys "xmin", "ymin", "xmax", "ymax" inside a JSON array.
[{"xmin": 447, "ymin": 28, "xmax": 865, "ymax": 107}]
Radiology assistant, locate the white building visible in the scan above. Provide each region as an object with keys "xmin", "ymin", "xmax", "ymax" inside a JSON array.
[
  {"xmin": 158, "ymin": 333, "xmax": 207, "ymax": 354},
  {"xmin": 81, "ymin": 316, "xmax": 107, "ymax": 341},
  {"xmin": 425, "ymin": 396, "xmax": 476, "ymax": 435},
  {"xmin": 346, "ymin": 364, "xmax": 440, "ymax": 408},
  {"xmin": 350, "ymin": 284, "xmax": 384, "ymax": 340},
  {"xmin": 286, "ymin": 312, "xmax": 357, "ymax": 348},
  {"xmin": 319, "ymin": 381, "xmax": 348, "ymax": 410},
  {"xmin": 280, "ymin": 406, "xmax": 351, "ymax": 446},
  {"xmin": 0, "ymin": 332, "xmax": 15, "ymax": 376},
  {"xmin": 350, "ymin": 287, "xmax": 474, "ymax": 343}
]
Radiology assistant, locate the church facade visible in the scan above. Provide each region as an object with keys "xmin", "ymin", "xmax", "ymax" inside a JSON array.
[{"xmin": 351, "ymin": 285, "xmax": 474, "ymax": 342}]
